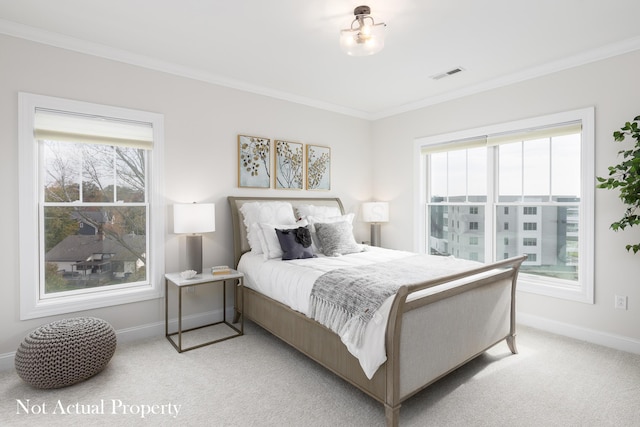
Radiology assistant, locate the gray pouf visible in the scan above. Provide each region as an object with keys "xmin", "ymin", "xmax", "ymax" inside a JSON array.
[{"xmin": 15, "ymin": 317, "xmax": 117, "ymax": 389}]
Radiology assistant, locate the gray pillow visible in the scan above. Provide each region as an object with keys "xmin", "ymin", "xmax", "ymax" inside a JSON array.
[
  {"xmin": 275, "ymin": 226, "xmax": 315, "ymax": 260},
  {"xmin": 314, "ymin": 221, "xmax": 362, "ymax": 257}
]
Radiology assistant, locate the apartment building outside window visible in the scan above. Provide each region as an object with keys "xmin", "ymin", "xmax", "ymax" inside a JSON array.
[{"xmin": 415, "ymin": 108, "xmax": 594, "ymax": 303}]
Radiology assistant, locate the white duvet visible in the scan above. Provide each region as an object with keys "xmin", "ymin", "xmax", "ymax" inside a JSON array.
[{"xmin": 238, "ymin": 246, "xmax": 484, "ymax": 379}]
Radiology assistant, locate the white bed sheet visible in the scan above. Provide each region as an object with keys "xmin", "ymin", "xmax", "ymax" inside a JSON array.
[{"xmin": 238, "ymin": 246, "xmax": 486, "ymax": 379}]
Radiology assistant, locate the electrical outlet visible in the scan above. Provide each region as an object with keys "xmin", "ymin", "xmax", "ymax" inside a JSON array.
[
  {"xmin": 186, "ymin": 286, "xmax": 195, "ymax": 295},
  {"xmin": 614, "ymin": 295, "xmax": 627, "ymax": 310}
]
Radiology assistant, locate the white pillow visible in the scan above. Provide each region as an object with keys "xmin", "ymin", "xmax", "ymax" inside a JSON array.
[
  {"xmin": 240, "ymin": 202, "xmax": 297, "ymax": 253},
  {"xmin": 306, "ymin": 213, "xmax": 354, "ymax": 252},
  {"xmin": 251, "ymin": 223, "xmax": 268, "ymax": 255},
  {"xmin": 296, "ymin": 204, "xmax": 341, "ymax": 220},
  {"xmin": 258, "ymin": 219, "xmax": 308, "ymax": 260}
]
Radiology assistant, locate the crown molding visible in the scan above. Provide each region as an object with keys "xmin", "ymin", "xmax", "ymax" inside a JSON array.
[
  {"xmin": 0, "ymin": 18, "xmax": 369, "ymax": 120},
  {"xmin": 2, "ymin": 18, "xmax": 639, "ymax": 122},
  {"xmin": 371, "ymin": 35, "xmax": 640, "ymax": 120}
]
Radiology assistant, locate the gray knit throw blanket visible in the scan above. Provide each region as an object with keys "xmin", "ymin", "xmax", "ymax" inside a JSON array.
[
  {"xmin": 309, "ymin": 255, "xmax": 445, "ymax": 347},
  {"xmin": 308, "ymin": 255, "xmax": 483, "ymax": 347}
]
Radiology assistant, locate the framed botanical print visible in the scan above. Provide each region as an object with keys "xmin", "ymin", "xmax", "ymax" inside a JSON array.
[
  {"xmin": 306, "ymin": 144, "xmax": 331, "ymax": 191},
  {"xmin": 275, "ymin": 140, "xmax": 304, "ymax": 190},
  {"xmin": 238, "ymin": 135, "xmax": 271, "ymax": 188}
]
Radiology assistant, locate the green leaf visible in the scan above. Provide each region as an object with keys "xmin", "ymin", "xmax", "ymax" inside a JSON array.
[
  {"xmin": 626, "ymin": 244, "xmax": 640, "ymax": 254},
  {"xmin": 613, "ymin": 131, "xmax": 625, "ymax": 142}
]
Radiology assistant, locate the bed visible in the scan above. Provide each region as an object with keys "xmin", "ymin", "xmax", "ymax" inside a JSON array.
[{"xmin": 228, "ymin": 196, "xmax": 525, "ymax": 426}]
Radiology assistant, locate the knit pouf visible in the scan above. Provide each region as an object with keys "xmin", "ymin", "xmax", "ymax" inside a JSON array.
[{"xmin": 15, "ymin": 317, "xmax": 117, "ymax": 389}]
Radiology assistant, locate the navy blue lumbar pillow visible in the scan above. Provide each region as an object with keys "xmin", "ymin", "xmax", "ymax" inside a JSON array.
[{"xmin": 275, "ymin": 226, "xmax": 316, "ymax": 260}]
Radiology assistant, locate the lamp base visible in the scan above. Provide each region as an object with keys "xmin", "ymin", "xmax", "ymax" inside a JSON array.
[
  {"xmin": 185, "ymin": 235, "xmax": 203, "ymax": 274},
  {"xmin": 370, "ymin": 223, "xmax": 382, "ymax": 247}
]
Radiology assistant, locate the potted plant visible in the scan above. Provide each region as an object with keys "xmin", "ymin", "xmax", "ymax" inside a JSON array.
[{"xmin": 596, "ymin": 115, "xmax": 640, "ymax": 253}]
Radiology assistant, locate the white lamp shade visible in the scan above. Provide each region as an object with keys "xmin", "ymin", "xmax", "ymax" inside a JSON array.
[
  {"xmin": 173, "ymin": 203, "xmax": 215, "ymax": 234},
  {"xmin": 362, "ymin": 202, "xmax": 389, "ymax": 223}
]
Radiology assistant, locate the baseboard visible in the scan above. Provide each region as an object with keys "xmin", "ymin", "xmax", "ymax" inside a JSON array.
[
  {"xmin": 0, "ymin": 308, "xmax": 228, "ymax": 372},
  {"xmin": 517, "ymin": 312, "xmax": 640, "ymax": 354}
]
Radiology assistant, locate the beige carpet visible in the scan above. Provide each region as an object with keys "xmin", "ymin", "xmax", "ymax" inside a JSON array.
[{"xmin": 1, "ymin": 322, "xmax": 639, "ymax": 427}]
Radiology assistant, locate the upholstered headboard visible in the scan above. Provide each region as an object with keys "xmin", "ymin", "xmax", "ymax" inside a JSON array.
[{"xmin": 227, "ymin": 196, "xmax": 344, "ymax": 267}]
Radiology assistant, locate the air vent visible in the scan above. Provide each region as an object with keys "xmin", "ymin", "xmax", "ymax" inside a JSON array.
[{"xmin": 430, "ymin": 67, "xmax": 465, "ymax": 80}]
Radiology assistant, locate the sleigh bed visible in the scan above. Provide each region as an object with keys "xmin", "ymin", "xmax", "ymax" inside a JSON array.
[{"xmin": 228, "ymin": 196, "xmax": 525, "ymax": 426}]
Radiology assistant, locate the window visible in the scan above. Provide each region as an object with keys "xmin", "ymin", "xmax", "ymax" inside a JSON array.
[
  {"xmin": 470, "ymin": 236, "xmax": 479, "ymax": 245},
  {"xmin": 470, "ymin": 207, "xmax": 478, "ymax": 214},
  {"xmin": 19, "ymin": 93, "xmax": 165, "ymax": 319},
  {"xmin": 416, "ymin": 108, "xmax": 594, "ymax": 303}
]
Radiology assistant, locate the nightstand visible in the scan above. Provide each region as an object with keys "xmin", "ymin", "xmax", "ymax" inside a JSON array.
[{"xmin": 164, "ymin": 269, "xmax": 244, "ymax": 353}]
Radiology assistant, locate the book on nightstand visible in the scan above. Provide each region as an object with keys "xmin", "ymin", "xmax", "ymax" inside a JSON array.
[{"xmin": 211, "ymin": 265, "xmax": 232, "ymax": 276}]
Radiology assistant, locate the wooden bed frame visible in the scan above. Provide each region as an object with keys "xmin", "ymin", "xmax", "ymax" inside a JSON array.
[{"xmin": 228, "ymin": 196, "xmax": 526, "ymax": 426}]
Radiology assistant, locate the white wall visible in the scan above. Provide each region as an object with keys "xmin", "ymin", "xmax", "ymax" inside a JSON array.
[
  {"xmin": 0, "ymin": 35, "xmax": 373, "ymax": 356},
  {"xmin": 372, "ymin": 49, "xmax": 640, "ymax": 347}
]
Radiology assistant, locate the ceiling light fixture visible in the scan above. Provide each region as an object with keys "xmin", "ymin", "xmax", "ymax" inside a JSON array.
[{"xmin": 340, "ymin": 5, "xmax": 386, "ymax": 57}]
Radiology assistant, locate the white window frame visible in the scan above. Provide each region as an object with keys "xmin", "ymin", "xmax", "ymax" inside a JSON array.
[
  {"xmin": 413, "ymin": 108, "xmax": 594, "ymax": 303},
  {"xmin": 18, "ymin": 92, "xmax": 165, "ymax": 319}
]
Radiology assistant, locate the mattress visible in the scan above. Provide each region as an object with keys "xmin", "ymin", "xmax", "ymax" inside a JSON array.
[{"xmin": 238, "ymin": 246, "xmax": 485, "ymax": 378}]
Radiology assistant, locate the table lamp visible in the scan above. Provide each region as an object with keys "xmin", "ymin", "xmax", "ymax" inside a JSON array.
[
  {"xmin": 361, "ymin": 202, "xmax": 389, "ymax": 247},
  {"xmin": 173, "ymin": 202, "xmax": 215, "ymax": 274}
]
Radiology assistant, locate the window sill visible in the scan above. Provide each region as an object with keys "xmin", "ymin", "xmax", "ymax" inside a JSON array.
[
  {"xmin": 20, "ymin": 285, "xmax": 163, "ymax": 320},
  {"xmin": 517, "ymin": 274, "xmax": 593, "ymax": 304}
]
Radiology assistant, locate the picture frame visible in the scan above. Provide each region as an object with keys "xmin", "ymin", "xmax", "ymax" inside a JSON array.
[
  {"xmin": 306, "ymin": 144, "xmax": 331, "ymax": 191},
  {"xmin": 275, "ymin": 140, "xmax": 304, "ymax": 190},
  {"xmin": 238, "ymin": 135, "xmax": 271, "ymax": 188}
]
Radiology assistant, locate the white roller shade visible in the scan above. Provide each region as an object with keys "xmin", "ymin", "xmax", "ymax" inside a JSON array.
[
  {"xmin": 487, "ymin": 122, "xmax": 582, "ymax": 146},
  {"xmin": 34, "ymin": 108, "xmax": 153, "ymax": 149},
  {"xmin": 421, "ymin": 136, "xmax": 487, "ymax": 154},
  {"xmin": 422, "ymin": 122, "xmax": 581, "ymax": 155}
]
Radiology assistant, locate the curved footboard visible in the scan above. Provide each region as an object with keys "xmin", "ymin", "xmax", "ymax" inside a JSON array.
[{"xmin": 384, "ymin": 256, "xmax": 526, "ymax": 427}]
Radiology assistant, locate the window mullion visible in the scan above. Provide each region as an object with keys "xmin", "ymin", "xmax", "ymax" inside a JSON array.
[
  {"xmin": 79, "ymin": 147, "xmax": 84, "ymax": 202},
  {"xmin": 113, "ymin": 147, "xmax": 118, "ymax": 202},
  {"xmin": 445, "ymin": 152, "xmax": 449, "ymax": 202},
  {"xmin": 486, "ymin": 145, "xmax": 496, "ymax": 262},
  {"xmin": 520, "ymin": 141, "xmax": 524, "ymax": 203},
  {"xmin": 548, "ymin": 138, "xmax": 553, "ymax": 201},
  {"xmin": 465, "ymin": 150, "xmax": 468, "ymax": 203}
]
